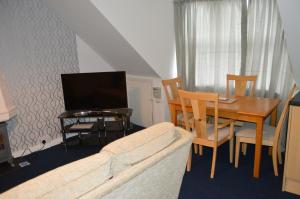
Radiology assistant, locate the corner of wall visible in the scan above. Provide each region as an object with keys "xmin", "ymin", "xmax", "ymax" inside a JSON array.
[{"xmin": 76, "ymin": 35, "xmax": 115, "ymax": 73}]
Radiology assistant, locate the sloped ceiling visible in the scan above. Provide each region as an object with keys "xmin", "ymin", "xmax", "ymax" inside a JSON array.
[
  {"xmin": 90, "ymin": 0, "xmax": 176, "ymax": 79},
  {"xmin": 46, "ymin": 0, "xmax": 159, "ymax": 77}
]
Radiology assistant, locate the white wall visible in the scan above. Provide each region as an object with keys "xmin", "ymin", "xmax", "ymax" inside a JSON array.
[
  {"xmin": 76, "ymin": 35, "xmax": 115, "ymax": 73},
  {"xmin": 126, "ymin": 76, "xmax": 153, "ymax": 127},
  {"xmin": 76, "ymin": 37, "xmax": 169, "ymax": 126},
  {"xmin": 277, "ymin": 0, "xmax": 300, "ymax": 87},
  {"xmin": 152, "ymin": 78, "xmax": 171, "ymax": 123},
  {"xmin": 126, "ymin": 75, "xmax": 168, "ymax": 127},
  {"xmin": 91, "ymin": 0, "xmax": 177, "ymax": 79}
]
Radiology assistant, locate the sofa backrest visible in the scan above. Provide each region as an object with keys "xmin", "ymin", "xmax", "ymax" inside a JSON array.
[
  {"xmin": 101, "ymin": 122, "xmax": 179, "ymax": 175},
  {"xmin": 80, "ymin": 127, "xmax": 193, "ymax": 199},
  {"xmin": 0, "ymin": 123, "xmax": 193, "ymax": 199}
]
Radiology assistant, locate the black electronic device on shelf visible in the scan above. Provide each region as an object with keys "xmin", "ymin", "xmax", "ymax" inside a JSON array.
[{"xmin": 61, "ymin": 71, "xmax": 128, "ymax": 111}]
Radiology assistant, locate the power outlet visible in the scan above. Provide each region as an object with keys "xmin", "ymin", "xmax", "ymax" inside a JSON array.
[{"xmin": 40, "ymin": 136, "xmax": 48, "ymax": 145}]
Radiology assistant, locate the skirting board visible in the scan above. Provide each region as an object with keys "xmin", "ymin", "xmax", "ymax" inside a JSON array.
[{"xmin": 12, "ymin": 136, "xmax": 63, "ymax": 158}]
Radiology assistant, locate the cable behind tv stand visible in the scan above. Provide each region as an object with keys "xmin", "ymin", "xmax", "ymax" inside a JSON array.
[{"xmin": 58, "ymin": 108, "xmax": 132, "ymax": 150}]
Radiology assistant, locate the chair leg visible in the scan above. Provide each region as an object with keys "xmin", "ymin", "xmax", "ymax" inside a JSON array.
[
  {"xmin": 278, "ymin": 145, "xmax": 282, "ymax": 165},
  {"xmin": 177, "ymin": 118, "xmax": 182, "ymax": 127},
  {"xmin": 229, "ymin": 121, "xmax": 234, "ymax": 163},
  {"xmin": 199, "ymin": 145, "xmax": 203, "ymax": 156},
  {"xmin": 210, "ymin": 147, "xmax": 217, "ymax": 178},
  {"xmin": 235, "ymin": 137, "xmax": 241, "ymax": 168},
  {"xmin": 194, "ymin": 144, "xmax": 198, "ymax": 154},
  {"xmin": 272, "ymin": 147, "xmax": 279, "ymax": 176},
  {"xmin": 242, "ymin": 143, "xmax": 247, "ymax": 156},
  {"xmin": 186, "ymin": 147, "xmax": 192, "ymax": 172},
  {"xmin": 268, "ymin": 146, "xmax": 272, "ymax": 156},
  {"xmin": 229, "ymin": 137, "xmax": 234, "ymax": 163}
]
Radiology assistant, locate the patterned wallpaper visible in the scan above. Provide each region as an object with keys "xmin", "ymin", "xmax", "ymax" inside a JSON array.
[{"xmin": 0, "ymin": 0, "xmax": 79, "ymax": 152}]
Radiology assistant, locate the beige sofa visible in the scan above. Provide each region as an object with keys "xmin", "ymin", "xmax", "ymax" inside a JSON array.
[{"xmin": 1, "ymin": 122, "xmax": 193, "ymax": 199}]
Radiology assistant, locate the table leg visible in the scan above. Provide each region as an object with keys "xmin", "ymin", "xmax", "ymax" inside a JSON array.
[
  {"xmin": 122, "ymin": 116, "xmax": 126, "ymax": 136},
  {"xmin": 60, "ymin": 118, "xmax": 67, "ymax": 151},
  {"xmin": 254, "ymin": 117, "xmax": 264, "ymax": 178}
]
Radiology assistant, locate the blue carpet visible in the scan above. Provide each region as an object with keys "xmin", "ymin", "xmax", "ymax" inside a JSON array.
[
  {"xmin": 0, "ymin": 125, "xmax": 299, "ymax": 198},
  {"xmin": 179, "ymin": 143, "xmax": 299, "ymax": 199}
]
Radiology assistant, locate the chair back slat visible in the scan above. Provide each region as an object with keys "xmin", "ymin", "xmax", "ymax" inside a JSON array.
[
  {"xmin": 191, "ymin": 99, "xmax": 207, "ymax": 138},
  {"xmin": 162, "ymin": 77, "xmax": 183, "ymax": 101},
  {"xmin": 178, "ymin": 89, "xmax": 219, "ymax": 140},
  {"xmin": 273, "ymin": 84, "xmax": 297, "ymax": 147},
  {"xmin": 226, "ymin": 74, "xmax": 257, "ymax": 97}
]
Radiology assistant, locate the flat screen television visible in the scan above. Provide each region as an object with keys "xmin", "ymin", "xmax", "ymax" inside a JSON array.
[{"xmin": 61, "ymin": 71, "xmax": 128, "ymax": 111}]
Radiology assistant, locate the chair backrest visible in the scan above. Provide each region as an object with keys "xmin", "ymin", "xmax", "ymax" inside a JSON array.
[
  {"xmin": 162, "ymin": 77, "xmax": 183, "ymax": 102},
  {"xmin": 178, "ymin": 89, "xmax": 219, "ymax": 141},
  {"xmin": 226, "ymin": 74, "xmax": 257, "ymax": 97},
  {"xmin": 273, "ymin": 84, "xmax": 297, "ymax": 147}
]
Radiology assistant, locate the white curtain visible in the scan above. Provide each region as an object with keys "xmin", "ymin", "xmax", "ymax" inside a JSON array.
[
  {"xmin": 174, "ymin": 0, "xmax": 294, "ymax": 99},
  {"xmin": 195, "ymin": 0, "xmax": 242, "ymax": 93},
  {"xmin": 245, "ymin": 0, "xmax": 294, "ymax": 100},
  {"xmin": 245, "ymin": 0, "xmax": 294, "ymax": 150},
  {"xmin": 174, "ymin": 0, "xmax": 295, "ymax": 150},
  {"xmin": 174, "ymin": 0, "xmax": 197, "ymax": 90}
]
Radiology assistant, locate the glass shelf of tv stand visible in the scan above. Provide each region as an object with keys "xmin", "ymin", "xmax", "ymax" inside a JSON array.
[
  {"xmin": 58, "ymin": 108, "xmax": 132, "ymax": 150},
  {"xmin": 58, "ymin": 108, "xmax": 132, "ymax": 118},
  {"xmin": 61, "ymin": 120, "xmax": 104, "ymax": 149},
  {"xmin": 64, "ymin": 121, "xmax": 104, "ymax": 133}
]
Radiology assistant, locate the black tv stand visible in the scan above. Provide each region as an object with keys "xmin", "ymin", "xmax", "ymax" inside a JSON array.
[{"xmin": 58, "ymin": 108, "xmax": 132, "ymax": 150}]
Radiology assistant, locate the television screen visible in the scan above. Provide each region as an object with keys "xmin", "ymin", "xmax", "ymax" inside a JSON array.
[{"xmin": 61, "ymin": 71, "xmax": 128, "ymax": 111}]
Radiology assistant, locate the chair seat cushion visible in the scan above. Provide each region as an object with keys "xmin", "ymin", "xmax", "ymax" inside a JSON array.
[
  {"xmin": 192, "ymin": 124, "xmax": 230, "ymax": 141},
  {"xmin": 101, "ymin": 122, "xmax": 179, "ymax": 176},
  {"xmin": 208, "ymin": 125, "xmax": 231, "ymax": 141},
  {"xmin": 235, "ymin": 123, "xmax": 275, "ymax": 141},
  {"xmin": 177, "ymin": 112, "xmax": 193, "ymax": 121}
]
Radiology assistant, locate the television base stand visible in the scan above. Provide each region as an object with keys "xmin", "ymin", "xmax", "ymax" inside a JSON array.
[{"xmin": 58, "ymin": 108, "xmax": 132, "ymax": 150}]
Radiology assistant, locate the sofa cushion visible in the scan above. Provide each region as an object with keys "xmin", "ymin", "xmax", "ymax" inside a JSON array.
[
  {"xmin": 101, "ymin": 122, "xmax": 178, "ymax": 175},
  {"xmin": 0, "ymin": 151, "xmax": 112, "ymax": 199}
]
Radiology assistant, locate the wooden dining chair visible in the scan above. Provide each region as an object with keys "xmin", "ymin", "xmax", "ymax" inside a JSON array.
[
  {"xmin": 226, "ymin": 74, "xmax": 257, "ymax": 97},
  {"xmin": 234, "ymin": 84, "xmax": 296, "ymax": 176},
  {"xmin": 162, "ymin": 77, "xmax": 199, "ymax": 154},
  {"xmin": 162, "ymin": 77, "xmax": 188, "ymax": 126},
  {"xmin": 162, "ymin": 77, "xmax": 183, "ymax": 103},
  {"xmin": 178, "ymin": 89, "xmax": 234, "ymax": 178},
  {"xmin": 226, "ymin": 74, "xmax": 257, "ymax": 155}
]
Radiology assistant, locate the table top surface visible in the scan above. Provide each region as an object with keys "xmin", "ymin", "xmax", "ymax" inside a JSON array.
[{"xmin": 169, "ymin": 96, "xmax": 280, "ymax": 118}]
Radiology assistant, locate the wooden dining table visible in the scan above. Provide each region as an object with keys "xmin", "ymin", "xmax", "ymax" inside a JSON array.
[{"xmin": 168, "ymin": 96, "xmax": 280, "ymax": 178}]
